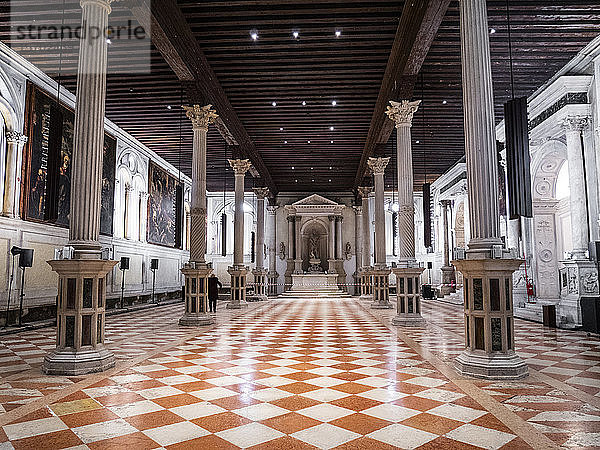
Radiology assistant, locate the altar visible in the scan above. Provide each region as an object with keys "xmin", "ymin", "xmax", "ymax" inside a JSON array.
[{"xmin": 290, "ymin": 273, "xmax": 340, "ymax": 292}]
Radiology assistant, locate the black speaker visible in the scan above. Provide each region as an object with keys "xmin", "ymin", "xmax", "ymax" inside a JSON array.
[
  {"xmin": 18, "ymin": 249, "xmax": 34, "ymax": 268},
  {"xmin": 120, "ymin": 257, "xmax": 130, "ymax": 270},
  {"xmin": 581, "ymin": 297, "xmax": 600, "ymax": 334},
  {"xmin": 151, "ymin": 258, "xmax": 159, "ymax": 270},
  {"xmin": 589, "ymin": 241, "xmax": 600, "ymax": 262},
  {"xmin": 427, "ymin": 262, "xmax": 433, "ymax": 270}
]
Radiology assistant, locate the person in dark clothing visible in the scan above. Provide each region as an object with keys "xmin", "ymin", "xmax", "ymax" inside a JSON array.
[{"xmin": 208, "ymin": 274, "xmax": 222, "ymax": 313}]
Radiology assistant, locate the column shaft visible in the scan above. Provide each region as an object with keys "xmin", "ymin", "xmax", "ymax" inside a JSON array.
[
  {"xmin": 69, "ymin": 0, "xmax": 112, "ymax": 257},
  {"xmin": 2, "ymin": 133, "xmax": 27, "ymax": 217},
  {"xmin": 460, "ymin": 0, "xmax": 501, "ymax": 255},
  {"xmin": 233, "ymin": 174, "xmax": 245, "ymax": 265},
  {"xmin": 255, "ymin": 195, "xmax": 266, "ymax": 269},
  {"xmin": 361, "ymin": 192, "xmax": 372, "ymax": 268},
  {"xmin": 397, "ymin": 124, "xmax": 416, "ymax": 262},
  {"xmin": 336, "ymin": 217, "xmax": 343, "ymax": 260},
  {"xmin": 328, "ymin": 216, "xmax": 336, "ymax": 261},
  {"xmin": 287, "ymin": 216, "xmax": 295, "ymax": 259}
]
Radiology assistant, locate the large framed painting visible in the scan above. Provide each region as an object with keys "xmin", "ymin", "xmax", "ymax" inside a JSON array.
[
  {"xmin": 21, "ymin": 82, "xmax": 116, "ymax": 235},
  {"xmin": 147, "ymin": 163, "xmax": 182, "ymax": 248}
]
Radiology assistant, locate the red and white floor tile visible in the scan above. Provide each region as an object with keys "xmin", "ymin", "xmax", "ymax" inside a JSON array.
[{"xmin": 0, "ymin": 296, "xmax": 598, "ymax": 449}]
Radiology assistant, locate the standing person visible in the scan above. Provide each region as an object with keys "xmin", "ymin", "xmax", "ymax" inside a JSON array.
[{"xmin": 208, "ymin": 274, "xmax": 222, "ymax": 313}]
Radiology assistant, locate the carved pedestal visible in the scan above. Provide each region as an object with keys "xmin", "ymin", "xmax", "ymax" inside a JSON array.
[
  {"xmin": 327, "ymin": 259, "xmax": 337, "ymax": 275},
  {"xmin": 43, "ymin": 259, "xmax": 118, "ymax": 376},
  {"xmin": 252, "ymin": 268, "xmax": 268, "ymax": 301},
  {"xmin": 440, "ymin": 266, "xmax": 456, "ymax": 296},
  {"xmin": 359, "ymin": 267, "xmax": 373, "ymax": 301},
  {"xmin": 559, "ymin": 259, "xmax": 599, "ymax": 327},
  {"xmin": 268, "ymin": 270, "xmax": 279, "ymax": 297},
  {"xmin": 179, "ymin": 264, "xmax": 215, "ymax": 326},
  {"xmin": 454, "ymin": 259, "xmax": 528, "ymax": 380},
  {"xmin": 392, "ymin": 267, "xmax": 426, "ymax": 327},
  {"xmin": 227, "ymin": 265, "xmax": 248, "ymax": 309},
  {"xmin": 371, "ymin": 265, "xmax": 393, "ymax": 309}
]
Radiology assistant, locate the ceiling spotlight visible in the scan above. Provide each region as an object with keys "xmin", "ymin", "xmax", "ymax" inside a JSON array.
[
  {"xmin": 302, "ymin": 101, "xmax": 306, "ymax": 106},
  {"xmin": 167, "ymin": 105, "xmax": 172, "ymax": 110},
  {"xmin": 415, "ymin": 140, "xmax": 420, "ymax": 144},
  {"xmin": 307, "ymin": 140, "xmax": 311, "ymax": 144},
  {"xmin": 442, "ymin": 100, "xmax": 447, "ymax": 105},
  {"xmin": 284, "ymin": 140, "xmax": 288, "ymax": 144},
  {"xmin": 295, "ymin": 179, "xmax": 298, "ymax": 183},
  {"xmin": 329, "ymin": 126, "xmax": 334, "ymax": 131},
  {"xmin": 272, "ymin": 101, "xmax": 277, "ymax": 107},
  {"xmin": 312, "ymin": 179, "xmax": 315, "ymax": 182},
  {"xmin": 310, "ymin": 167, "xmax": 314, "ymax": 170},
  {"xmin": 329, "ymin": 179, "xmax": 332, "ymax": 182},
  {"xmin": 331, "ymin": 100, "xmax": 337, "ymax": 106},
  {"xmin": 291, "ymin": 166, "xmax": 295, "ymax": 170},
  {"xmin": 250, "ymin": 30, "xmax": 259, "ymax": 40},
  {"xmin": 279, "ymin": 127, "xmax": 284, "ymax": 131},
  {"xmin": 329, "ymin": 166, "xmax": 333, "ymax": 170},
  {"xmin": 391, "ymin": 203, "xmax": 400, "ymax": 212},
  {"xmin": 490, "ymin": 28, "xmax": 496, "ymax": 34},
  {"xmin": 106, "ymin": 38, "xmax": 112, "ymax": 45},
  {"xmin": 330, "ymin": 140, "xmax": 334, "ymax": 144},
  {"xmin": 335, "ymin": 30, "xmax": 341, "ymax": 37},
  {"xmin": 292, "ymin": 31, "xmax": 299, "ymax": 39}
]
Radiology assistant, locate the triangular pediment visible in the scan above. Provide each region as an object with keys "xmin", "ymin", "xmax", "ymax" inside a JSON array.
[{"xmin": 292, "ymin": 194, "xmax": 339, "ymax": 206}]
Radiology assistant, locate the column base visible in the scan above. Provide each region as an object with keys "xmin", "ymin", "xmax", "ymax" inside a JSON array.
[
  {"xmin": 359, "ymin": 295, "xmax": 373, "ymax": 301},
  {"xmin": 226, "ymin": 302, "xmax": 248, "ymax": 309},
  {"xmin": 455, "ymin": 349, "xmax": 528, "ymax": 380},
  {"xmin": 558, "ymin": 259, "xmax": 599, "ymax": 327},
  {"xmin": 370, "ymin": 266, "xmax": 392, "ymax": 309},
  {"xmin": 440, "ymin": 266, "xmax": 456, "ymax": 296},
  {"xmin": 179, "ymin": 313, "xmax": 214, "ymax": 327},
  {"xmin": 294, "ymin": 259, "xmax": 304, "ymax": 274},
  {"xmin": 327, "ymin": 259, "xmax": 338, "ymax": 275},
  {"xmin": 391, "ymin": 314, "xmax": 426, "ymax": 327},
  {"xmin": 43, "ymin": 346, "xmax": 115, "ymax": 376},
  {"xmin": 371, "ymin": 302, "xmax": 393, "ymax": 309},
  {"xmin": 228, "ymin": 265, "xmax": 248, "ymax": 309}
]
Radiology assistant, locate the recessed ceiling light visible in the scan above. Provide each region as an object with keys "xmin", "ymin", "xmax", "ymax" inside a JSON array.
[
  {"xmin": 279, "ymin": 127, "xmax": 284, "ymax": 131},
  {"xmin": 292, "ymin": 31, "xmax": 299, "ymax": 39},
  {"xmin": 330, "ymin": 140, "xmax": 334, "ymax": 144},
  {"xmin": 335, "ymin": 30, "xmax": 341, "ymax": 37},
  {"xmin": 311, "ymin": 167, "xmax": 314, "ymax": 170},
  {"xmin": 106, "ymin": 38, "xmax": 112, "ymax": 45},
  {"xmin": 250, "ymin": 30, "xmax": 259, "ymax": 40},
  {"xmin": 442, "ymin": 100, "xmax": 447, "ymax": 105},
  {"xmin": 295, "ymin": 179, "xmax": 298, "ymax": 183},
  {"xmin": 416, "ymin": 140, "xmax": 420, "ymax": 144},
  {"xmin": 312, "ymin": 179, "xmax": 315, "ymax": 182},
  {"xmin": 284, "ymin": 140, "xmax": 288, "ymax": 144},
  {"xmin": 490, "ymin": 28, "xmax": 496, "ymax": 34},
  {"xmin": 302, "ymin": 101, "xmax": 306, "ymax": 106},
  {"xmin": 167, "ymin": 105, "xmax": 172, "ymax": 110},
  {"xmin": 329, "ymin": 179, "xmax": 332, "ymax": 182},
  {"xmin": 331, "ymin": 100, "xmax": 337, "ymax": 106},
  {"xmin": 329, "ymin": 126, "xmax": 334, "ymax": 131},
  {"xmin": 307, "ymin": 140, "xmax": 311, "ymax": 144},
  {"xmin": 272, "ymin": 101, "xmax": 277, "ymax": 107},
  {"xmin": 329, "ymin": 166, "xmax": 333, "ymax": 170},
  {"xmin": 291, "ymin": 166, "xmax": 295, "ymax": 170}
]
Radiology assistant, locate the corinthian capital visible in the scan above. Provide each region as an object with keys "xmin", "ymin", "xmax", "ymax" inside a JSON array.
[
  {"xmin": 253, "ymin": 187, "xmax": 270, "ymax": 199},
  {"xmin": 385, "ymin": 100, "xmax": 421, "ymax": 128},
  {"xmin": 367, "ymin": 157, "xmax": 390, "ymax": 176},
  {"xmin": 228, "ymin": 159, "xmax": 252, "ymax": 175},
  {"xmin": 562, "ymin": 115, "xmax": 590, "ymax": 133},
  {"xmin": 5, "ymin": 131, "xmax": 28, "ymax": 146},
  {"xmin": 357, "ymin": 186, "xmax": 373, "ymax": 198},
  {"xmin": 183, "ymin": 104, "xmax": 218, "ymax": 131}
]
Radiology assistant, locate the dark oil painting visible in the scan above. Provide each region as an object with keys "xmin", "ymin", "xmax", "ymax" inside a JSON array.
[{"xmin": 147, "ymin": 163, "xmax": 179, "ymax": 247}]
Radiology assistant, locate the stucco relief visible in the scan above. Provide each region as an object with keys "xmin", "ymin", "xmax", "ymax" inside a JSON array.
[{"xmin": 533, "ymin": 214, "xmax": 559, "ymax": 299}]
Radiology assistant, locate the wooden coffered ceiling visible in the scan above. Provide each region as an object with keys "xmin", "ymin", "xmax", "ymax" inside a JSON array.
[{"xmin": 1, "ymin": 0, "xmax": 600, "ymax": 194}]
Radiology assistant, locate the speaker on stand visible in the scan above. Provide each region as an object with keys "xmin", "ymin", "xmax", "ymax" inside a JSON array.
[
  {"xmin": 150, "ymin": 259, "xmax": 159, "ymax": 304},
  {"xmin": 15, "ymin": 248, "xmax": 34, "ymax": 327},
  {"xmin": 120, "ymin": 257, "xmax": 130, "ymax": 309}
]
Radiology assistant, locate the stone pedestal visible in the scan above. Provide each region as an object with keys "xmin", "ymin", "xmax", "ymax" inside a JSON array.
[
  {"xmin": 291, "ymin": 274, "xmax": 340, "ymax": 292},
  {"xmin": 335, "ymin": 259, "xmax": 347, "ymax": 291},
  {"xmin": 43, "ymin": 259, "xmax": 117, "ymax": 375},
  {"xmin": 371, "ymin": 265, "xmax": 393, "ymax": 309},
  {"xmin": 268, "ymin": 270, "xmax": 279, "ymax": 296},
  {"xmin": 453, "ymin": 258, "xmax": 528, "ymax": 380},
  {"xmin": 227, "ymin": 265, "xmax": 248, "ymax": 309},
  {"xmin": 179, "ymin": 264, "xmax": 215, "ymax": 326},
  {"xmin": 392, "ymin": 267, "xmax": 426, "ymax": 326},
  {"xmin": 294, "ymin": 259, "xmax": 304, "ymax": 274},
  {"xmin": 359, "ymin": 267, "xmax": 373, "ymax": 301},
  {"xmin": 327, "ymin": 259, "xmax": 337, "ymax": 275},
  {"xmin": 252, "ymin": 268, "xmax": 268, "ymax": 301},
  {"xmin": 559, "ymin": 259, "xmax": 599, "ymax": 327},
  {"xmin": 440, "ymin": 266, "xmax": 456, "ymax": 296}
]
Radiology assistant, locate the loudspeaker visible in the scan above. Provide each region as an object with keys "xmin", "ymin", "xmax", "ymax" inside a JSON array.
[
  {"xmin": 427, "ymin": 262, "xmax": 433, "ymax": 270},
  {"xmin": 18, "ymin": 249, "xmax": 34, "ymax": 268},
  {"xmin": 10, "ymin": 246, "xmax": 22, "ymax": 256},
  {"xmin": 581, "ymin": 297, "xmax": 600, "ymax": 334},
  {"xmin": 120, "ymin": 257, "xmax": 130, "ymax": 270},
  {"xmin": 589, "ymin": 241, "xmax": 600, "ymax": 262},
  {"xmin": 151, "ymin": 258, "xmax": 159, "ymax": 270}
]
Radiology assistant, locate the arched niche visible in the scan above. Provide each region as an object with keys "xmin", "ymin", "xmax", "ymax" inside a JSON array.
[
  {"xmin": 299, "ymin": 218, "xmax": 329, "ymax": 272},
  {"xmin": 530, "ymin": 139, "xmax": 568, "ymax": 300},
  {"xmin": 455, "ymin": 200, "xmax": 465, "ymax": 248}
]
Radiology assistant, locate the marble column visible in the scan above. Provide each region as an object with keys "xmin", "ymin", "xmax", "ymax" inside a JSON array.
[
  {"xmin": 327, "ymin": 215, "xmax": 337, "ymax": 274},
  {"xmin": 267, "ymin": 205, "xmax": 279, "ymax": 296},
  {"xmin": 440, "ymin": 199, "xmax": 456, "ymax": 296},
  {"xmin": 354, "ymin": 206, "xmax": 363, "ymax": 295},
  {"xmin": 564, "ymin": 116, "xmax": 591, "ymax": 259},
  {"xmin": 559, "ymin": 116, "xmax": 598, "ymax": 326},
  {"xmin": 285, "ymin": 214, "xmax": 295, "ymax": 291},
  {"xmin": 358, "ymin": 187, "xmax": 373, "ymax": 299},
  {"xmin": 179, "ymin": 104, "xmax": 218, "ymax": 326},
  {"xmin": 294, "ymin": 216, "xmax": 303, "ymax": 273},
  {"xmin": 44, "ymin": 0, "xmax": 118, "ymax": 376},
  {"xmin": 2, "ymin": 131, "xmax": 28, "ymax": 217},
  {"xmin": 368, "ymin": 157, "xmax": 392, "ymax": 309},
  {"xmin": 335, "ymin": 216, "xmax": 346, "ymax": 290},
  {"xmin": 385, "ymin": 100, "xmax": 426, "ymax": 325},
  {"xmin": 227, "ymin": 159, "xmax": 252, "ymax": 309},
  {"xmin": 453, "ymin": 0, "xmax": 527, "ymax": 380},
  {"xmin": 252, "ymin": 187, "xmax": 269, "ymax": 300}
]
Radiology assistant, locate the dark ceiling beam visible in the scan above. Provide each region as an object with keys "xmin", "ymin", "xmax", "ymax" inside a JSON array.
[
  {"xmin": 352, "ymin": 0, "xmax": 450, "ymax": 190},
  {"xmin": 127, "ymin": 0, "xmax": 278, "ymax": 194}
]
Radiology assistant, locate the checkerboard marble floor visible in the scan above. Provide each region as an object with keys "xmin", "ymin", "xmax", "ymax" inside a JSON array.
[{"xmin": 0, "ymin": 296, "xmax": 598, "ymax": 449}]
